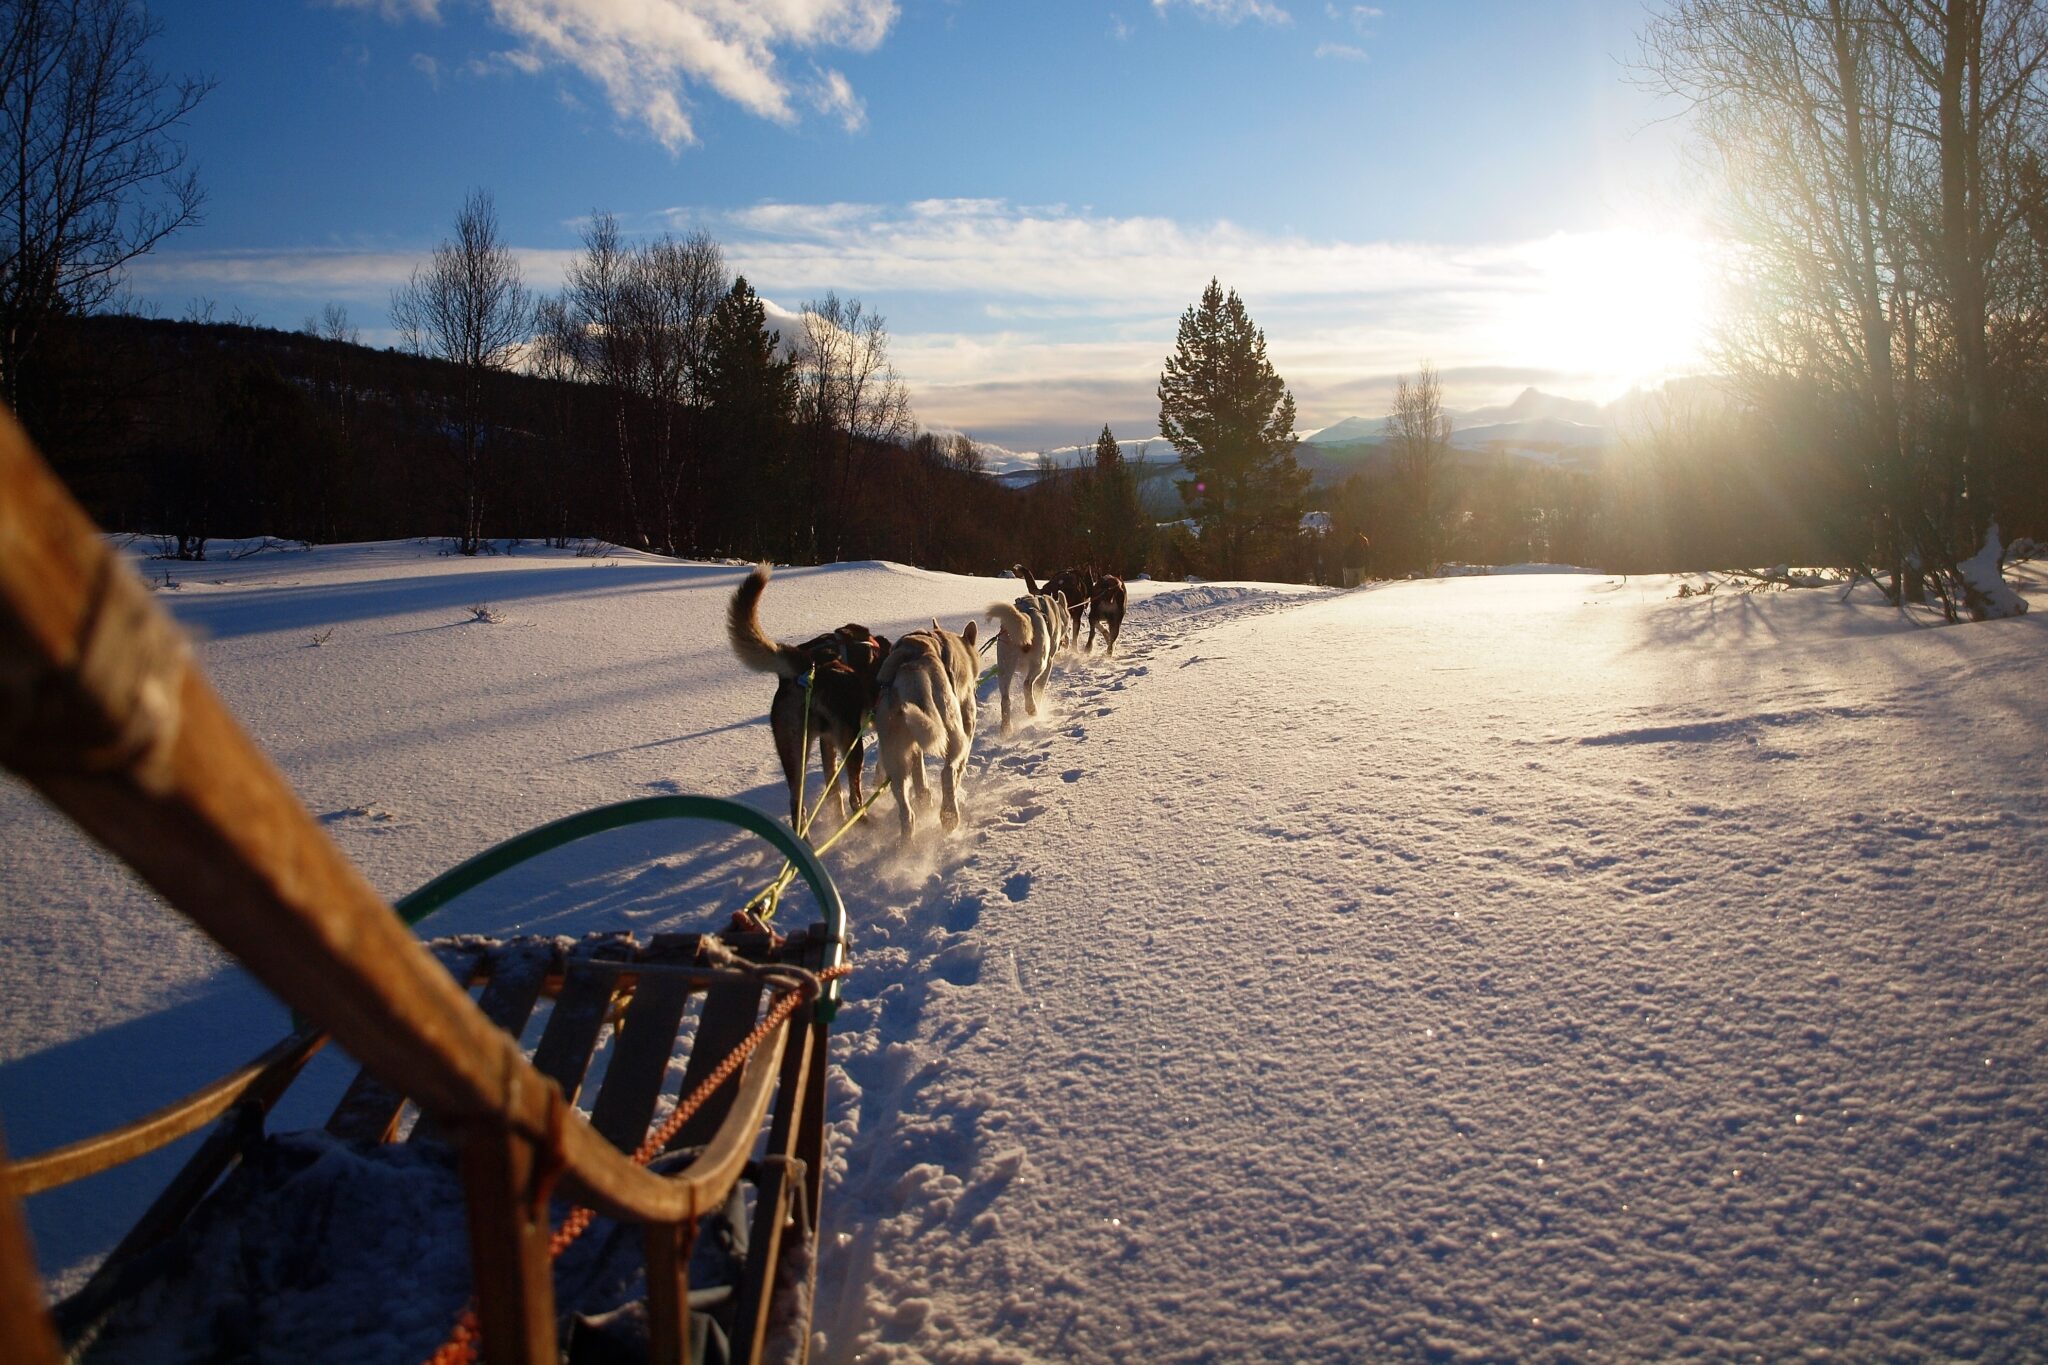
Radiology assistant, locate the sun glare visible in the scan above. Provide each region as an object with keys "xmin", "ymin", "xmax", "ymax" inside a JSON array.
[{"xmin": 1498, "ymin": 228, "xmax": 1721, "ymax": 395}]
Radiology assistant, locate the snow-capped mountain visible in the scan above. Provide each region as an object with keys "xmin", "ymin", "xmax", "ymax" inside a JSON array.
[
  {"xmin": 1457, "ymin": 386, "xmax": 1606, "ymax": 429},
  {"xmin": 1300, "ymin": 385, "xmax": 1617, "ymax": 471},
  {"xmin": 1297, "ymin": 414, "xmax": 1391, "ymax": 446}
]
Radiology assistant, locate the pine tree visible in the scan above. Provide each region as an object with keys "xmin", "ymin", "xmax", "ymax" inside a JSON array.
[
  {"xmin": 1091, "ymin": 424, "xmax": 1147, "ymax": 576},
  {"xmin": 701, "ymin": 275, "xmax": 796, "ymax": 557},
  {"xmin": 1157, "ymin": 279, "xmax": 1307, "ymax": 577}
]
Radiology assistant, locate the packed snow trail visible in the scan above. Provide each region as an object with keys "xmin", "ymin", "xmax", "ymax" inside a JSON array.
[
  {"xmin": 809, "ymin": 572, "xmax": 2048, "ymax": 1362},
  {"xmin": 1, "ymin": 547, "xmax": 2042, "ymax": 1362}
]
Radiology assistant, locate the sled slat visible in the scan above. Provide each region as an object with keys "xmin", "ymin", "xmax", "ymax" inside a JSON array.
[
  {"xmin": 662, "ymin": 978, "xmax": 765, "ymax": 1156},
  {"xmin": 412, "ymin": 942, "xmax": 558, "ymax": 1145},
  {"xmin": 326, "ymin": 945, "xmax": 485, "ymax": 1142},
  {"xmin": 324, "ymin": 1069, "xmax": 409, "ymax": 1144},
  {"xmin": 530, "ymin": 937, "xmax": 635, "ymax": 1107},
  {"xmin": 587, "ymin": 949, "xmax": 696, "ymax": 1153}
]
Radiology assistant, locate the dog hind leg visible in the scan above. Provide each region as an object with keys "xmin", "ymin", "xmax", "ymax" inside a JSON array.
[
  {"xmin": 843, "ymin": 731, "xmax": 867, "ymax": 819},
  {"xmin": 816, "ymin": 733, "xmax": 846, "ymax": 823},
  {"xmin": 939, "ymin": 719, "xmax": 967, "ymax": 830},
  {"xmin": 879, "ymin": 730, "xmax": 917, "ymax": 835},
  {"xmin": 771, "ymin": 679, "xmax": 808, "ymax": 826}
]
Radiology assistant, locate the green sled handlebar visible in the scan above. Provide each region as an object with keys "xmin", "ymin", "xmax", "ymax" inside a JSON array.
[{"xmin": 391, "ymin": 794, "xmax": 850, "ymax": 1021}]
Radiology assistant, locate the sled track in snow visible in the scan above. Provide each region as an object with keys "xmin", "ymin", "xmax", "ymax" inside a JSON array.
[{"xmin": 801, "ymin": 583, "xmax": 1327, "ymax": 1357}]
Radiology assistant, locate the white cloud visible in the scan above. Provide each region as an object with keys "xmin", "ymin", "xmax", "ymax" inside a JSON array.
[
  {"xmin": 693, "ymin": 200, "xmax": 1529, "ymax": 319},
  {"xmin": 1325, "ymin": 2, "xmax": 1381, "ymax": 26},
  {"xmin": 1151, "ymin": 0, "xmax": 1292, "ymax": 26},
  {"xmin": 348, "ymin": 0, "xmax": 899, "ymax": 151},
  {"xmin": 807, "ymin": 65, "xmax": 866, "ymax": 133},
  {"xmin": 409, "ymin": 52, "xmax": 441, "ymax": 86},
  {"xmin": 136, "ymin": 201, "xmax": 1717, "ymax": 449},
  {"xmin": 329, "ymin": 0, "xmax": 444, "ymax": 20},
  {"xmin": 1315, "ymin": 41, "xmax": 1366, "ymax": 60}
]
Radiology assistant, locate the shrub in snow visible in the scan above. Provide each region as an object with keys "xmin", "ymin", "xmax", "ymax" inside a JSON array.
[{"xmin": 1957, "ymin": 522, "xmax": 2029, "ymax": 620}]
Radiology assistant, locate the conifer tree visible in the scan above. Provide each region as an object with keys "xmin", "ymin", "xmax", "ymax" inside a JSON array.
[
  {"xmin": 1157, "ymin": 279, "xmax": 1307, "ymax": 576},
  {"xmin": 1091, "ymin": 423, "xmax": 1148, "ymax": 575},
  {"xmin": 701, "ymin": 275, "xmax": 796, "ymax": 556}
]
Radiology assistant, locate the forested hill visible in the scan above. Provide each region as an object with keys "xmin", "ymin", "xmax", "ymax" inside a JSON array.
[{"xmin": 20, "ymin": 314, "xmax": 1108, "ymax": 576}]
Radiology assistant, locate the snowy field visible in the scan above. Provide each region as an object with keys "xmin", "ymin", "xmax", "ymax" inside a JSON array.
[{"xmin": 2, "ymin": 541, "xmax": 2044, "ymax": 1361}]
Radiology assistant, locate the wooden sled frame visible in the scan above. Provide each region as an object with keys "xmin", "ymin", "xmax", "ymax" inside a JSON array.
[{"xmin": 0, "ymin": 410, "xmax": 850, "ymax": 1364}]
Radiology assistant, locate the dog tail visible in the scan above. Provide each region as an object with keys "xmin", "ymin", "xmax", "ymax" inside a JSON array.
[
  {"xmin": 1014, "ymin": 564, "xmax": 1045, "ymax": 596},
  {"xmin": 726, "ymin": 562, "xmax": 810, "ymax": 679},
  {"xmin": 985, "ymin": 601, "xmax": 1033, "ymax": 650}
]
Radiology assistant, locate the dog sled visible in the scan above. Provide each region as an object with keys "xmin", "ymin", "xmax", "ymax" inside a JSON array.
[{"xmin": 0, "ymin": 411, "xmax": 849, "ymax": 1364}]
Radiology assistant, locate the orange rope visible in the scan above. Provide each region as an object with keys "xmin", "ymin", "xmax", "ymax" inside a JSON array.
[{"xmin": 426, "ymin": 963, "xmax": 852, "ymax": 1365}]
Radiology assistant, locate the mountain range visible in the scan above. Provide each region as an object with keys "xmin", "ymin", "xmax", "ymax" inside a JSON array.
[
  {"xmin": 978, "ymin": 379, "xmax": 1729, "ymax": 494},
  {"xmin": 1297, "ymin": 386, "xmax": 1614, "ymax": 475}
]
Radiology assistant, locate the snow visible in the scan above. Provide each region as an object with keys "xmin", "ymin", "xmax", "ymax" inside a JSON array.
[
  {"xmin": 1959, "ymin": 522, "xmax": 2031, "ymax": 619},
  {"xmin": 3, "ymin": 542, "xmax": 2045, "ymax": 1360}
]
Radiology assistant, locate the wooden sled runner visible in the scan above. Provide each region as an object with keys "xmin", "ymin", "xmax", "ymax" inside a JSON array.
[{"xmin": 0, "ymin": 408, "xmax": 849, "ymax": 1364}]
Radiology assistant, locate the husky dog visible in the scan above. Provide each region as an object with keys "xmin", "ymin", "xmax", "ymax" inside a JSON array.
[
  {"xmin": 1038, "ymin": 587, "xmax": 1074, "ymax": 654},
  {"xmin": 726, "ymin": 564, "xmax": 889, "ymax": 829},
  {"xmin": 1019, "ymin": 564, "xmax": 1099, "ymax": 640},
  {"xmin": 985, "ymin": 594, "xmax": 1059, "ymax": 734},
  {"xmin": 872, "ymin": 619, "xmax": 980, "ymax": 836},
  {"xmin": 1087, "ymin": 574, "xmax": 1128, "ymax": 657}
]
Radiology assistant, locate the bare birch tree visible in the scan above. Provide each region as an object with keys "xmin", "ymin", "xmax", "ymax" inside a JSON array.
[
  {"xmin": 539, "ymin": 216, "xmax": 728, "ymax": 553},
  {"xmin": 627, "ymin": 229, "xmax": 725, "ymax": 553},
  {"xmin": 390, "ymin": 189, "xmax": 531, "ymax": 555},
  {"xmin": 0, "ymin": 0, "xmax": 212, "ymax": 413},
  {"xmin": 795, "ymin": 292, "xmax": 910, "ymax": 560},
  {"xmin": 1387, "ymin": 362, "xmax": 1454, "ymax": 572}
]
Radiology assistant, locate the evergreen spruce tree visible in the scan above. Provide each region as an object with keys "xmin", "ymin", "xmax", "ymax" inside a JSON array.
[
  {"xmin": 1157, "ymin": 279, "xmax": 1307, "ymax": 576},
  {"xmin": 1091, "ymin": 423, "xmax": 1147, "ymax": 576},
  {"xmin": 701, "ymin": 276, "xmax": 796, "ymax": 557}
]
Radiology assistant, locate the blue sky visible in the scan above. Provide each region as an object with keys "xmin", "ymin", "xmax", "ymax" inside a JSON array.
[{"xmin": 133, "ymin": 1, "xmax": 1713, "ymax": 451}]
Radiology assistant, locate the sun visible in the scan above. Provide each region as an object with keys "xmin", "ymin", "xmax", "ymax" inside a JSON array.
[{"xmin": 1499, "ymin": 227, "xmax": 1722, "ymax": 394}]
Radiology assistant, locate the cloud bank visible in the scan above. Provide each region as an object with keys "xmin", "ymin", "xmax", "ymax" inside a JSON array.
[
  {"xmin": 334, "ymin": 0, "xmax": 897, "ymax": 149},
  {"xmin": 135, "ymin": 199, "xmax": 1714, "ymax": 451}
]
